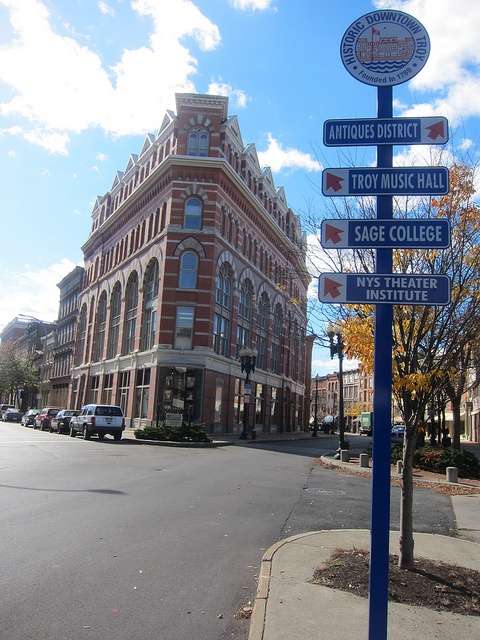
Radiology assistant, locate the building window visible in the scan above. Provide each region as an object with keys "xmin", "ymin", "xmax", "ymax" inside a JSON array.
[
  {"xmin": 214, "ymin": 262, "xmax": 233, "ymax": 357},
  {"xmin": 271, "ymin": 303, "xmax": 283, "ymax": 374},
  {"xmin": 122, "ymin": 272, "xmax": 138, "ymax": 355},
  {"xmin": 117, "ymin": 371, "xmax": 130, "ymax": 416},
  {"xmin": 76, "ymin": 305, "xmax": 87, "ymax": 366},
  {"xmin": 89, "ymin": 375, "xmax": 99, "ymax": 404},
  {"xmin": 93, "ymin": 293, "xmax": 107, "ymax": 361},
  {"xmin": 107, "ymin": 283, "xmax": 121, "ymax": 359},
  {"xmin": 188, "ymin": 127, "xmax": 209, "ymax": 156},
  {"xmin": 179, "ymin": 251, "xmax": 198, "ymax": 288},
  {"xmin": 141, "ymin": 260, "xmax": 159, "ymax": 351},
  {"xmin": 256, "ymin": 292, "xmax": 270, "ymax": 370},
  {"xmin": 134, "ymin": 368, "xmax": 150, "ymax": 419},
  {"xmin": 184, "ymin": 197, "xmax": 202, "ymax": 230},
  {"xmin": 175, "ymin": 307, "xmax": 194, "ymax": 349},
  {"xmin": 237, "ymin": 279, "xmax": 253, "ymax": 351},
  {"xmin": 102, "ymin": 373, "xmax": 113, "ymax": 404}
]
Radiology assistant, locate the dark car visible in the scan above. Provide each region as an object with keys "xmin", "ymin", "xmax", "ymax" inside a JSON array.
[
  {"xmin": 2, "ymin": 408, "xmax": 22, "ymax": 423},
  {"xmin": 21, "ymin": 409, "xmax": 40, "ymax": 427},
  {"xmin": 50, "ymin": 409, "xmax": 79, "ymax": 434}
]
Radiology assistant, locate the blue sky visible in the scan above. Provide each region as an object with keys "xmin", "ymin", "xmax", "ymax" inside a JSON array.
[{"xmin": 1, "ymin": 0, "xmax": 479, "ymax": 375}]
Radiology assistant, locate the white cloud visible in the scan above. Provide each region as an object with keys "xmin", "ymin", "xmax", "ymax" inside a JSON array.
[
  {"xmin": 0, "ymin": 0, "xmax": 222, "ymax": 143},
  {"xmin": 0, "ymin": 258, "xmax": 79, "ymax": 330},
  {"xmin": 208, "ymin": 80, "xmax": 249, "ymax": 109},
  {"xmin": 230, "ymin": 0, "xmax": 274, "ymax": 10},
  {"xmin": 98, "ymin": 1, "xmax": 115, "ymax": 17},
  {"xmin": 374, "ymin": 0, "xmax": 480, "ymax": 125},
  {"xmin": 257, "ymin": 133, "xmax": 323, "ymax": 174}
]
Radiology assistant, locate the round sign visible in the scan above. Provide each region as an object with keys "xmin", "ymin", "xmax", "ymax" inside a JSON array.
[{"xmin": 340, "ymin": 10, "xmax": 430, "ymax": 87}]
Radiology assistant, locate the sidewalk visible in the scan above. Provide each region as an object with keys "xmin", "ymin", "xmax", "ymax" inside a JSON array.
[{"xmin": 248, "ymin": 448, "xmax": 480, "ymax": 640}]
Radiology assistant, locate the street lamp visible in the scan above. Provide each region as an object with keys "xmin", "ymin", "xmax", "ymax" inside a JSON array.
[
  {"xmin": 239, "ymin": 347, "xmax": 258, "ymax": 440},
  {"xmin": 312, "ymin": 374, "xmax": 320, "ymax": 437},
  {"xmin": 326, "ymin": 321, "xmax": 346, "ymax": 458}
]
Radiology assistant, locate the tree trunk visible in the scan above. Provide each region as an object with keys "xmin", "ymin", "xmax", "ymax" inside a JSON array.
[{"xmin": 398, "ymin": 428, "xmax": 416, "ymax": 569}]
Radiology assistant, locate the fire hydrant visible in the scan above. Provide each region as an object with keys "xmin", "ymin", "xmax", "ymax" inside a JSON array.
[{"xmin": 251, "ymin": 427, "xmax": 256, "ymax": 440}]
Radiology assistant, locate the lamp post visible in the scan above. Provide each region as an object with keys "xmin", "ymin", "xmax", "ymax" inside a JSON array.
[
  {"xmin": 239, "ymin": 347, "xmax": 258, "ymax": 440},
  {"xmin": 327, "ymin": 321, "xmax": 345, "ymax": 458},
  {"xmin": 312, "ymin": 374, "xmax": 320, "ymax": 437}
]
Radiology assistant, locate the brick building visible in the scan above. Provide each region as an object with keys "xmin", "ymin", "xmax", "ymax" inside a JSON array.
[{"xmin": 69, "ymin": 93, "xmax": 312, "ymax": 435}]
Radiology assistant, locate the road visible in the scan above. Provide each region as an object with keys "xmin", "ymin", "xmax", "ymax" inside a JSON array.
[{"xmin": 0, "ymin": 426, "xmax": 455, "ymax": 639}]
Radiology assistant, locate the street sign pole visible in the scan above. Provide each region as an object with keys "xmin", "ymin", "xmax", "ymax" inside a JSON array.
[{"xmin": 369, "ymin": 85, "xmax": 393, "ymax": 640}]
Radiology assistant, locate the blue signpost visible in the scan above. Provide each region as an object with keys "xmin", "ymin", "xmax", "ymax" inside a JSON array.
[
  {"xmin": 321, "ymin": 219, "xmax": 451, "ymax": 249},
  {"xmin": 324, "ymin": 116, "xmax": 449, "ymax": 147},
  {"xmin": 318, "ymin": 273, "xmax": 451, "ymax": 305},
  {"xmin": 322, "ymin": 166, "xmax": 449, "ymax": 197},
  {"xmin": 320, "ymin": 9, "xmax": 450, "ymax": 640}
]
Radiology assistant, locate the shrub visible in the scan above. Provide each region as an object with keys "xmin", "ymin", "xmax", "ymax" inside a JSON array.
[
  {"xmin": 414, "ymin": 446, "xmax": 480, "ymax": 479},
  {"xmin": 134, "ymin": 422, "xmax": 212, "ymax": 443}
]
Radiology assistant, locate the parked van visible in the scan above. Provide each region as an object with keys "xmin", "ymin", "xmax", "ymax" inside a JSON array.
[{"xmin": 69, "ymin": 404, "xmax": 125, "ymax": 441}]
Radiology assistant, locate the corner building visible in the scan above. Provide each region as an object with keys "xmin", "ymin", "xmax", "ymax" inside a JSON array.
[{"xmin": 70, "ymin": 93, "xmax": 311, "ymax": 435}]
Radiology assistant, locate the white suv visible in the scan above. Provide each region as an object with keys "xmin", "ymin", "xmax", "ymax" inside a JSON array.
[{"xmin": 69, "ymin": 404, "xmax": 125, "ymax": 441}]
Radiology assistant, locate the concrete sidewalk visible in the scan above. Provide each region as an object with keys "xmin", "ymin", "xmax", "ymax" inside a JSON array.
[
  {"xmin": 248, "ymin": 445, "xmax": 480, "ymax": 640},
  {"xmin": 249, "ymin": 528, "xmax": 480, "ymax": 640}
]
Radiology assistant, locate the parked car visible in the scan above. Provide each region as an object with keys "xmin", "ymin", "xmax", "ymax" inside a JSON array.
[
  {"xmin": 391, "ymin": 425, "xmax": 406, "ymax": 438},
  {"xmin": 2, "ymin": 408, "xmax": 22, "ymax": 423},
  {"xmin": 69, "ymin": 404, "xmax": 125, "ymax": 441},
  {"xmin": 50, "ymin": 409, "xmax": 79, "ymax": 434},
  {"xmin": 0, "ymin": 404, "xmax": 16, "ymax": 420},
  {"xmin": 21, "ymin": 409, "xmax": 41, "ymax": 427},
  {"xmin": 34, "ymin": 407, "xmax": 62, "ymax": 431}
]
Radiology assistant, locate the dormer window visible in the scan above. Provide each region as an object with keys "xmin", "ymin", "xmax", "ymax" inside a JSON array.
[{"xmin": 188, "ymin": 127, "xmax": 209, "ymax": 156}]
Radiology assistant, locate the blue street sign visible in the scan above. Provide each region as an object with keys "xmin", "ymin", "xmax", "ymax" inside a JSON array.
[
  {"xmin": 321, "ymin": 219, "xmax": 451, "ymax": 249},
  {"xmin": 323, "ymin": 116, "xmax": 448, "ymax": 147},
  {"xmin": 318, "ymin": 273, "xmax": 451, "ymax": 305},
  {"xmin": 322, "ymin": 166, "xmax": 449, "ymax": 196}
]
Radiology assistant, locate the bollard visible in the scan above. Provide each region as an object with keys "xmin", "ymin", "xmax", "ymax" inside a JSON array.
[
  {"xmin": 396, "ymin": 460, "xmax": 403, "ymax": 475},
  {"xmin": 446, "ymin": 466, "xmax": 458, "ymax": 483},
  {"xmin": 340, "ymin": 449, "xmax": 350, "ymax": 463},
  {"xmin": 251, "ymin": 428, "xmax": 256, "ymax": 441},
  {"xmin": 359, "ymin": 453, "xmax": 369, "ymax": 468}
]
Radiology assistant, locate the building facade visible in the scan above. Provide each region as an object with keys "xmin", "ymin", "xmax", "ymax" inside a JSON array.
[
  {"xmin": 69, "ymin": 93, "xmax": 311, "ymax": 434},
  {"xmin": 49, "ymin": 266, "xmax": 84, "ymax": 409}
]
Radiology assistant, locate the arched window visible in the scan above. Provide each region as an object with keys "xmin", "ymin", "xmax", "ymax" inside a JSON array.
[
  {"xmin": 76, "ymin": 304, "xmax": 87, "ymax": 366},
  {"xmin": 184, "ymin": 197, "xmax": 202, "ymax": 230},
  {"xmin": 271, "ymin": 303, "xmax": 283, "ymax": 374},
  {"xmin": 122, "ymin": 272, "xmax": 138, "ymax": 354},
  {"xmin": 141, "ymin": 260, "xmax": 159, "ymax": 351},
  {"xmin": 214, "ymin": 262, "xmax": 234, "ymax": 357},
  {"xmin": 256, "ymin": 292, "xmax": 270, "ymax": 370},
  {"xmin": 107, "ymin": 283, "xmax": 122, "ymax": 359},
  {"xmin": 179, "ymin": 251, "xmax": 198, "ymax": 288},
  {"xmin": 188, "ymin": 127, "xmax": 209, "ymax": 156},
  {"xmin": 237, "ymin": 279, "xmax": 253, "ymax": 351},
  {"xmin": 93, "ymin": 292, "xmax": 107, "ymax": 361}
]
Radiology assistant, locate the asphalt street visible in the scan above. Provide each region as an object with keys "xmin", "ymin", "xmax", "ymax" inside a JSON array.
[{"xmin": 0, "ymin": 426, "xmax": 457, "ymax": 640}]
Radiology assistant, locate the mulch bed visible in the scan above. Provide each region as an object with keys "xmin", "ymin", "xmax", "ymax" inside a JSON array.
[{"xmin": 311, "ymin": 547, "xmax": 480, "ymax": 615}]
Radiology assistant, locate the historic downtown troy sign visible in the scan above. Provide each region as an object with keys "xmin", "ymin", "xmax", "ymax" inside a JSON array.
[{"xmin": 340, "ymin": 9, "xmax": 430, "ymax": 86}]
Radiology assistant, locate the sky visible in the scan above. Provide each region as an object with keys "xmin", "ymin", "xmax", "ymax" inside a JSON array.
[{"xmin": 1, "ymin": 0, "xmax": 479, "ymax": 376}]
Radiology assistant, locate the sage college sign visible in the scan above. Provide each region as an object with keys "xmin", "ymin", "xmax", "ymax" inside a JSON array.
[{"xmin": 340, "ymin": 9, "xmax": 430, "ymax": 86}]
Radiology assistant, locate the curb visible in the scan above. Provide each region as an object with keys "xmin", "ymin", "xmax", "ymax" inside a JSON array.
[{"xmin": 248, "ymin": 532, "xmax": 319, "ymax": 640}]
